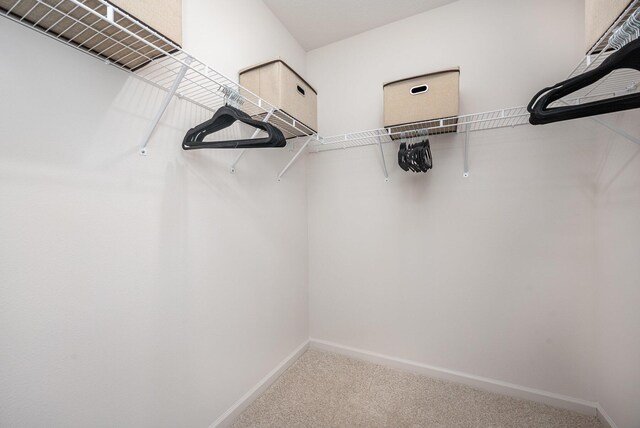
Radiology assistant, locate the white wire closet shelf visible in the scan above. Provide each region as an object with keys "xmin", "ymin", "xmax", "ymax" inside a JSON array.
[
  {"xmin": 314, "ymin": 107, "xmax": 530, "ymax": 153},
  {"xmin": 311, "ymin": 0, "xmax": 640, "ymax": 154},
  {"xmin": 0, "ymin": 0, "xmax": 317, "ymax": 144},
  {"xmin": 2, "ymin": 0, "xmax": 638, "ymax": 164},
  {"xmin": 560, "ymin": 1, "xmax": 640, "ymax": 107}
]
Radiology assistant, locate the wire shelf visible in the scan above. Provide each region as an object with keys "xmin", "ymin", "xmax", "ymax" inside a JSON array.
[
  {"xmin": 311, "ymin": 0, "xmax": 640, "ymax": 154},
  {"xmin": 558, "ymin": 0, "xmax": 640, "ymax": 106},
  {"xmin": 0, "ymin": 0, "xmax": 317, "ymax": 141},
  {"xmin": 2, "ymin": 0, "xmax": 637, "ymax": 154},
  {"xmin": 313, "ymin": 107, "xmax": 530, "ymax": 153}
]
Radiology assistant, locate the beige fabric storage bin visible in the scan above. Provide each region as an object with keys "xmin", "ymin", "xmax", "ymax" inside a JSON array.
[
  {"xmin": 384, "ymin": 68, "xmax": 460, "ymax": 132},
  {"xmin": 110, "ymin": 0, "xmax": 182, "ymax": 46},
  {"xmin": 239, "ymin": 60, "xmax": 318, "ymax": 137},
  {"xmin": 585, "ymin": 0, "xmax": 631, "ymax": 51}
]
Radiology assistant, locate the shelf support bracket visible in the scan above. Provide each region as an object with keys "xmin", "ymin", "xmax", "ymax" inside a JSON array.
[
  {"xmin": 589, "ymin": 116, "xmax": 640, "ymax": 146},
  {"xmin": 377, "ymin": 137, "xmax": 389, "ymax": 182},
  {"xmin": 139, "ymin": 57, "xmax": 192, "ymax": 155},
  {"xmin": 230, "ymin": 109, "xmax": 276, "ymax": 173},
  {"xmin": 463, "ymin": 125, "xmax": 470, "ymax": 178},
  {"xmin": 106, "ymin": 5, "xmax": 114, "ymax": 22},
  {"xmin": 277, "ymin": 135, "xmax": 315, "ymax": 181},
  {"xmin": 559, "ymin": 100, "xmax": 640, "ymax": 146}
]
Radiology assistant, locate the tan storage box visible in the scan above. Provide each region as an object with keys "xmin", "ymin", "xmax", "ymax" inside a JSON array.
[
  {"xmin": 585, "ymin": 0, "xmax": 631, "ymax": 51},
  {"xmin": 384, "ymin": 68, "xmax": 460, "ymax": 132},
  {"xmin": 110, "ymin": 0, "xmax": 182, "ymax": 46},
  {"xmin": 239, "ymin": 59, "xmax": 318, "ymax": 137}
]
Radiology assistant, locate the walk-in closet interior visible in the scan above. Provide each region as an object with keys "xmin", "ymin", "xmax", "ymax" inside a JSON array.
[{"xmin": 1, "ymin": 0, "xmax": 639, "ymax": 427}]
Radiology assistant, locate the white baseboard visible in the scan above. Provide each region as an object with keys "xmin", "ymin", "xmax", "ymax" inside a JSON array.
[
  {"xmin": 310, "ymin": 338, "xmax": 598, "ymax": 416},
  {"xmin": 596, "ymin": 404, "xmax": 619, "ymax": 428},
  {"xmin": 210, "ymin": 340, "xmax": 310, "ymax": 428}
]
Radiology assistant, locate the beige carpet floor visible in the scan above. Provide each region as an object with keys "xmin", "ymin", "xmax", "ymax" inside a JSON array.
[{"xmin": 232, "ymin": 349, "xmax": 603, "ymax": 428}]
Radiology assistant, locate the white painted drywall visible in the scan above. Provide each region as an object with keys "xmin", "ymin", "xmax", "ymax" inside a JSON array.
[
  {"xmin": 594, "ymin": 112, "xmax": 640, "ymax": 428},
  {"xmin": 263, "ymin": 0, "xmax": 459, "ymax": 50},
  {"xmin": 183, "ymin": 0, "xmax": 306, "ymax": 80},
  {"xmin": 306, "ymin": 0, "xmax": 604, "ymax": 402},
  {"xmin": 0, "ymin": 1, "xmax": 309, "ymax": 426}
]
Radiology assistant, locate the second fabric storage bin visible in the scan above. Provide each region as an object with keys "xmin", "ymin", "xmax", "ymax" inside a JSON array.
[
  {"xmin": 239, "ymin": 59, "xmax": 317, "ymax": 137},
  {"xmin": 384, "ymin": 67, "xmax": 460, "ymax": 133}
]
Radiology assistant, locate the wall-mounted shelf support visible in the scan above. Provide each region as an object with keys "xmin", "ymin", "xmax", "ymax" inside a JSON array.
[
  {"xmin": 106, "ymin": 5, "xmax": 114, "ymax": 23},
  {"xmin": 558, "ymin": 100, "xmax": 640, "ymax": 146},
  {"xmin": 377, "ymin": 137, "xmax": 389, "ymax": 182},
  {"xmin": 590, "ymin": 116, "xmax": 640, "ymax": 146},
  {"xmin": 278, "ymin": 136, "xmax": 315, "ymax": 181},
  {"xmin": 140, "ymin": 57, "xmax": 192, "ymax": 155},
  {"xmin": 230, "ymin": 109, "xmax": 275, "ymax": 173},
  {"xmin": 463, "ymin": 125, "xmax": 470, "ymax": 178}
]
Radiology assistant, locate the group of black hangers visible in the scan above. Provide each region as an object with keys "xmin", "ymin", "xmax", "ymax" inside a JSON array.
[
  {"xmin": 398, "ymin": 140, "xmax": 432, "ymax": 173},
  {"xmin": 528, "ymin": 38, "xmax": 640, "ymax": 124},
  {"xmin": 182, "ymin": 105, "xmax": 286, "ymax": 150}
]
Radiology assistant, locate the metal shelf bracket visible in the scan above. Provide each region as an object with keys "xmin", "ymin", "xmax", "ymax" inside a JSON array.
[
  {"xmin": 590, "ymin": 116, "xmax": 640, "ymax": 146},
  {"xmin": 278, "ymin": 135, "xmax": 316, "ymax": 181},
  {"xmin": 559, "ymin": 100, "xmax": 640, "ymax": 146},
  {"xmin": 377, "ymin": 137, "xmax": 390, "ymax": 182},
  {"xmin": 139, "ymin": 56, "xmax": 192, "ymax": 155},
  {"xmin": 463, "ymin": 125, "xmax": 470, "ymax": 178},
  {"xmin": 230, "ymin": 109, "xmax": 276, "ymax": 173}
]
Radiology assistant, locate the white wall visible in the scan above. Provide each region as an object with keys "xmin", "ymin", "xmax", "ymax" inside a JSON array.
[
  {"xmin": 0, "ymin": 1, "xmax": 308, "ymax": 427},
  {"xmin": 306, "ymin": 0, "xmax": 602, "ymax": 402},
  {"xmin": 594, "ymin": 112, "xmax": 640, "ymax": 428},
  {"xmin": 183, "ymin": 0, "xmax": 306, "ymax": 79}
]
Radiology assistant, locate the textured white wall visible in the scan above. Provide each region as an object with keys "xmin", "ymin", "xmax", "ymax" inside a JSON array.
[
  {"xmin": 183, "ymin": 0, "xmax": 306, "ymax": 79},
  {"xmin": 594, "ymin": 112, "xmax": 640, "ymax": 428},
  {"xmin": 0, "ymin": 1, "xmax": 308, "ymax": 427},
  {"xmin": 306, "ymin": 0, "xmax": 603, "ymax": 401}
]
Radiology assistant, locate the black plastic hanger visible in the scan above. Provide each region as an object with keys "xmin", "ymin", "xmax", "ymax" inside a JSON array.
[
  {"xmin": 397, "ymin": 139, "xmax": 432, "ymax": 173},
  {"xmin": 528, "ymin": 38, "xmax": 640, "ymax": 125},
  {"xmin": 407, "ymin": 143, "xmax": 416, "ymax": 172},
  {"xmin": 398, "ymin": 142, "xmax": 410, "ymax": 171},
  {"xmin": 182, "ymin": 105, "xmax": 286, "ymax": 150},
  {"xmin": 418, "ymin": 141, "xmax": 432, "ymax": 172},
  {"xmin": 422, "ymin": 140, "xmax": 433, "ymax": 171}
]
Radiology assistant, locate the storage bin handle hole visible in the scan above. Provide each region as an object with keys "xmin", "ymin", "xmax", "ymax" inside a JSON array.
[{"xmin": 410, "ymin": 84, "xmax": 429, "ymax": 95}]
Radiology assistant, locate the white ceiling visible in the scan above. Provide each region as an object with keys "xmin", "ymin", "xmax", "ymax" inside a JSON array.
[{"xmin": 263, "ymin": 0, "xmax": 459, "ymax": 51}]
